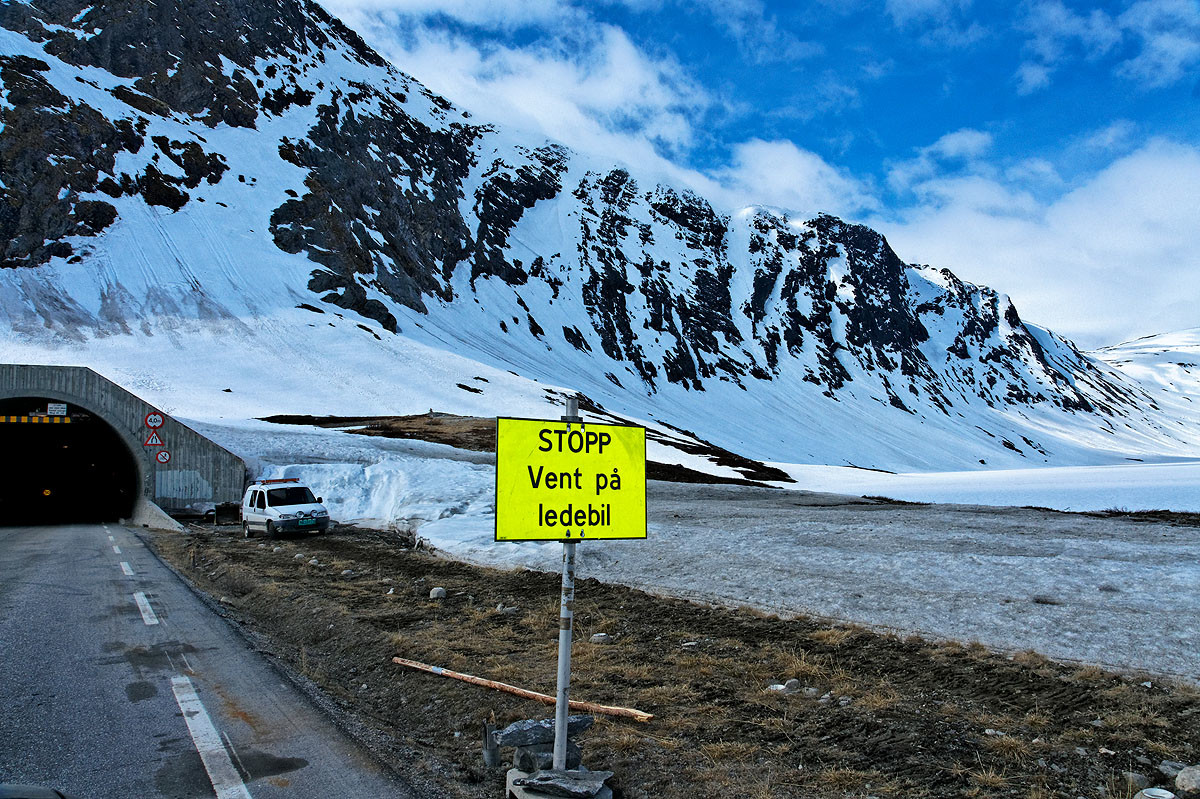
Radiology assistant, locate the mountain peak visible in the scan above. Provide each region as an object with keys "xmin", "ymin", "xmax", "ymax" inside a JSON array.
[{"xmin": 1, "ymin": 0, "xmax": 1196, "ymax": 470}]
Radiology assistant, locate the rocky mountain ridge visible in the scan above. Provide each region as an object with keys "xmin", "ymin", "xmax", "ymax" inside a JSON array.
[{"xmin": 0, "ymin": 0, "xmax": 1195, "ymax": 469}]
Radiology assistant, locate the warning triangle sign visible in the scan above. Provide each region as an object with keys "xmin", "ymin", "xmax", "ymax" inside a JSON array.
[{"xmin": 144, "ymin": 430, "xmax": 163, "ymax": 447}]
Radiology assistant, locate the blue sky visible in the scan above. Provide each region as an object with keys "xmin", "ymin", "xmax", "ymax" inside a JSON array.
[{"xmin": 319, "ymin": 0, "xmax": 1200, "ymax": 348}]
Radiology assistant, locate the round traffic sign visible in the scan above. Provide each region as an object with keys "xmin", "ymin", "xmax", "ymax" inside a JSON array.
[
  {"xmin": 156, "ymin": 450, "xmax": 171, "ymax": 464},
  {"xmin": 145, "ymin": 412, "xmax": 165, "ymax": 429}
]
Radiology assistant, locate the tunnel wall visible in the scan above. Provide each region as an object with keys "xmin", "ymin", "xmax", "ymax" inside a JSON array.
[{"xmin": 0, "ymin": 364, "xmax": 246, "ymax": 513}]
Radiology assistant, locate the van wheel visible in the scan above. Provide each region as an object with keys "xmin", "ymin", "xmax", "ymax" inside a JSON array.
[
  {"xmin": 242, "ymin": 522, "xmax": 252, "ymax": 539},
  {"xmin": 266, "ymin": 521, "xmax": 276, "ymax": 539}
]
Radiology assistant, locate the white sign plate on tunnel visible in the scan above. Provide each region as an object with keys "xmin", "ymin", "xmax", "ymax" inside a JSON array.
[{"xmin": 47, "ymin": 403, "xmax": 66, "ymax": 416}]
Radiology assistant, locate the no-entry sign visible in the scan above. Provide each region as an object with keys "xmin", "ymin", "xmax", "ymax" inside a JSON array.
[{"xmin": 495, "ymin": 417, "xmax": 646, "ymax": 542}]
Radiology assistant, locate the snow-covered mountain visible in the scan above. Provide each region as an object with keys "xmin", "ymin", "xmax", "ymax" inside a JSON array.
[
  {"xmin": 1, "ymin": 0, "xmax": 1196, "ymax": 472},
  {"xmin": 1094, "ymin": 330, "xmax": 1200, "ymax": 449}
]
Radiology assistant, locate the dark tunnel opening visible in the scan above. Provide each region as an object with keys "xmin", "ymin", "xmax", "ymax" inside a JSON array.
[{"xmin": 0, "ymin": 397, "xmax": 139, "ymax": 525}]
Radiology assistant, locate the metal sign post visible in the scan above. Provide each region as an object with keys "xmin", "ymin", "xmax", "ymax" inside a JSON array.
[
  {"xmin": 553, "ymin": 397, "xmax": 581, "ymax": 771},
  {"xmin": 493, "ymin": 396, "xmax": 645, "ymax": 775}
]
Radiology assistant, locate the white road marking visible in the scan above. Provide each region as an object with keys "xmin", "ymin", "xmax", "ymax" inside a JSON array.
[
  {"xmin": 133, "ymin": 592, "xmax": 159, "ymax": 625},
  {"xmin": 108, "ymin": 535, "xmax": 114, "ymax": 543},
  {"xmin": 112, "ymin": 545, "xmax": 121, "ymax": 555},
  {"xmin": 120, "ymin": 562, "xmax": 134, "ymax": 577},
  {"xmin": 180, "ymin": 652, "xmax": 194, "ymax": 673},
  {"xmin": 222, "ymin": 731, "xmax": 250, "ymax": 780},
  {"xmin": 170, "ymin": 676, "xmax": 253, "ymax": 799}
]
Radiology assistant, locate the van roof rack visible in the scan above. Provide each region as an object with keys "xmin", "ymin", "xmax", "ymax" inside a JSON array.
[{"xmin": 259, "ymin": 477, "xmax": 300, "ymax": 485}]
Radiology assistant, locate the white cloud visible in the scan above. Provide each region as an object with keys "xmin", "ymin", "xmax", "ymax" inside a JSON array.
[
  {"xmin": 929, "ymin": 128, "xmax": 994, "ymax": 158},
  {"xmin": 1081, "ymin": 119, "xmax": 1137, "ymax": 151},
  {"xmin": 1003, "ymin": 157, "xmax": 1062, "ymax": 186},
  {"xmin": 887, "ymin": 127, "xmax": 993, "ymax": 192},
  {"xmin": 317, "ymin": 0, "xmax": 573, "ymax": 28},
  {"xmin": 695, "ymin": 0, "xmax": 824, "ymax": 64},
  {"xmin": 343, "ymin": 13, "xmax": 711, "ymax": 168},
  {"xmin": 874, "ymin": 139, "xmax": 1200, "ymax": 347},
  {"xmin": 885, "ymin": 0, "xmax": 971, "ymax": 26},
  {"xmin": 1020, "ymin": 0, "xmax": 1121, "ymax": 62},
  {"xmin": 1014, "ymin": 60, "xmax": 1052, "ymax": 94},
  {"xmin": 703, "ymin": 139, "xmax": 879, "ymax": 217},
  {"xmin": 884, "ymin": 0, "xmax": 986, "ymax": 47},
  {"xmin": 1117, "ymin": 0, "xmax": 1200, "ymax": 86},
  {"xmin": 1017, "ymin": 0, "xmax": 1200, "ymax": 92}
]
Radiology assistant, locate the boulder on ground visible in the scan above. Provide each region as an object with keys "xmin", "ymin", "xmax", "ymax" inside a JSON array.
[
  {"xmin": 494, "ymin": 715, "xmax": 595, "ymax": 747},
  {"xmin": 512, "ymin": 768, "xmax": 612, "ymax": 798},
  {"xmin": 1176, "ymin": 765, "xmax": 1200, "ymax": 797},
  {"xmin": 514, "ymin": 741, "xmax": 582, "ymax": 772}
]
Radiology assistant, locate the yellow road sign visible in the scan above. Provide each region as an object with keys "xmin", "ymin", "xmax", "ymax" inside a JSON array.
[{"xmin": 495, "ymin": 417, "xmax": 646, "ymax": 542}]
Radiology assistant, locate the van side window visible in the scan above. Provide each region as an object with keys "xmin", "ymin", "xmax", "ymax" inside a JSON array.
[{"xmin": 255, "ymin": 491, "xmax": 266, "ymax": 510}]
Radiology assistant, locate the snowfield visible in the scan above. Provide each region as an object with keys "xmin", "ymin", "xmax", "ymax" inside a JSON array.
[
  {"xmin": 779, "ymin": 461, "xmax": 1200, "ymax": 513},
  {"xmin": 196, "ymin": 419, "xmax": 1200, "ymax": 681}
]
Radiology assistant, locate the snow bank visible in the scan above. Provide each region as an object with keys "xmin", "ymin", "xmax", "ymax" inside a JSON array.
[
  {"xmin": 778, "ymin": 461, "xmax": 1200, "ymax": 513},
  {"xmin": 189, "ymin": 419, "xmax": 494, "ymax": 529}
]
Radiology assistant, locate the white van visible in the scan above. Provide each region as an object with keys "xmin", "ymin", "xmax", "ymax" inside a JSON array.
[{"xmin": 241, "ymin": 478, "xmax": 330, "ymax": 538}]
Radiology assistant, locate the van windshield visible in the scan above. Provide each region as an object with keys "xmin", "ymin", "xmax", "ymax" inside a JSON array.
[{"xmin": 267, "ymin": 486, "xmax": 316, "ymax": 507}]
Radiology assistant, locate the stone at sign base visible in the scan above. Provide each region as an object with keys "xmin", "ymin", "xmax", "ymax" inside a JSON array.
[
  {"xmin": 506, "ymin": 769, "xmax": 613, "ymax": 799},
  {"xmin": 514, "ymin": 741, "xmax": 582, "ymax": 772},
  {"xmin": 494, "ymin": 715, "xmax": 595, "ymax": 747}
]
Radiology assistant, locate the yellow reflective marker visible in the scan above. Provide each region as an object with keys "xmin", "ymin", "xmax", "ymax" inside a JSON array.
[{"xmin": 495, "ymin": 417, "xmax": 646, "ymax": 542}]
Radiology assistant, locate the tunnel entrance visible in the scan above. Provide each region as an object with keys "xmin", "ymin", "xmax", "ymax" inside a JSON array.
[{"xmin": 0, "ymin": 397, "xmax": 139, "ymax": 525}]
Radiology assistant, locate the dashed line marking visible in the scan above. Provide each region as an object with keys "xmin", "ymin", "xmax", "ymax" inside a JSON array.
[
  {"xmin": 133, "ymin": 591, "xmax": 159, "ymax": 625},
  {"xmin": 108, "ymin": 535, "xmax": 115, "ymax": 543},
  {"xmin": 170, "ymin": 676, "xmax": 253, "ymax": 799},
  {"xmin": 120, "ymin": 562, "xmax": 134, "ymax": 577},
  {"xmin": 112, "ymin": 545, "xmax": 121, "ymax": 555}
]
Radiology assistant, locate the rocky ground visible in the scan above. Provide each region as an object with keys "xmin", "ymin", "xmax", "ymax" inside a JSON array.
[{"xmin": 148, "ymin": 521, "xmax": 1200, "ymax": 799}]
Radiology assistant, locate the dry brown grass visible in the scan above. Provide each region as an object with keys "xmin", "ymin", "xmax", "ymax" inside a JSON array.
[
  {"xmin": 809, "ymin": 627, "xmax": 855, "ymax": 647},
  {"xmin": 1011, "ymin": 649, "xmax": 1051, "ymax": 667},
  {"xmin": 965, "ymin": 641, "xmax": 991, "ymax": 659},
  {"xmin": 594, "ymin": 727, "xmax": 648, "ymax": 753},
  {"xmin": 814, "ymin": 767, "xmax": 878, "ymax": 791},
  {"xmin": 968, "ymin": 764, "xmax": 1011, "ymax": 789},
  {"xmin": 967, "ymin": 710, "xmax": 1013, "ymax": 730},
  {"xmin": 857, "ymin": 682, "xmax": 901, "ymax": 711},
  {"xmin": 698, "ymin": 740, "xmax": 762, "ymax": 763},
  {"xmin": 1104, "ymin": 707, "xmax": 1170, "ymax": 730},
  {"xmin": 1145, "ymin": 739, "xmax": 1175, "ymax": 757},
  {"xmin": 774, "ymin": 646, "xmax": 828, "ymax": 681},
  {"xmin": 638, "ymin": 682, "xmax": 702, "ymax": 705},
  {"xmin": 982, "ymin": 733, "xmax": 1033, "ymax": 761},
  {"xmin": 1100, "ymin": 772, "xmax": 1141, "ymax": 799},
  {"xmin": 154, "ymin": 524, "xmax": 1200, "ymax": 799},
  {"xmin": 1070, "ymin": 665, "xmax": 1111, "ymax": 683},
  {"xmin": 1023, "ymin": 709, "xmax": 1052, "ymax": 729}
]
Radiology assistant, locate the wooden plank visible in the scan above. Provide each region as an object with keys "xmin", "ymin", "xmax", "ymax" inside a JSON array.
[{"xmin": 391, "ymin": 656, "xmax": 653, "ymax": 722}]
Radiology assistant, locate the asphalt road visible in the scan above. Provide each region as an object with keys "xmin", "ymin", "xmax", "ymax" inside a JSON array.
[{"xmin": 0, "ymin": 522, "xmax": 418, "ymax": 799}]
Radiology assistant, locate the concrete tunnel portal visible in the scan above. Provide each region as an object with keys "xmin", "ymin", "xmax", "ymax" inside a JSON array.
[
  {"xmin": 0, "ymin": 365, "xmax": 246, "ymax": 525},
  {"xmin": 0, "ymin": 396, "xmax": 139, "ymax": 523}
]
